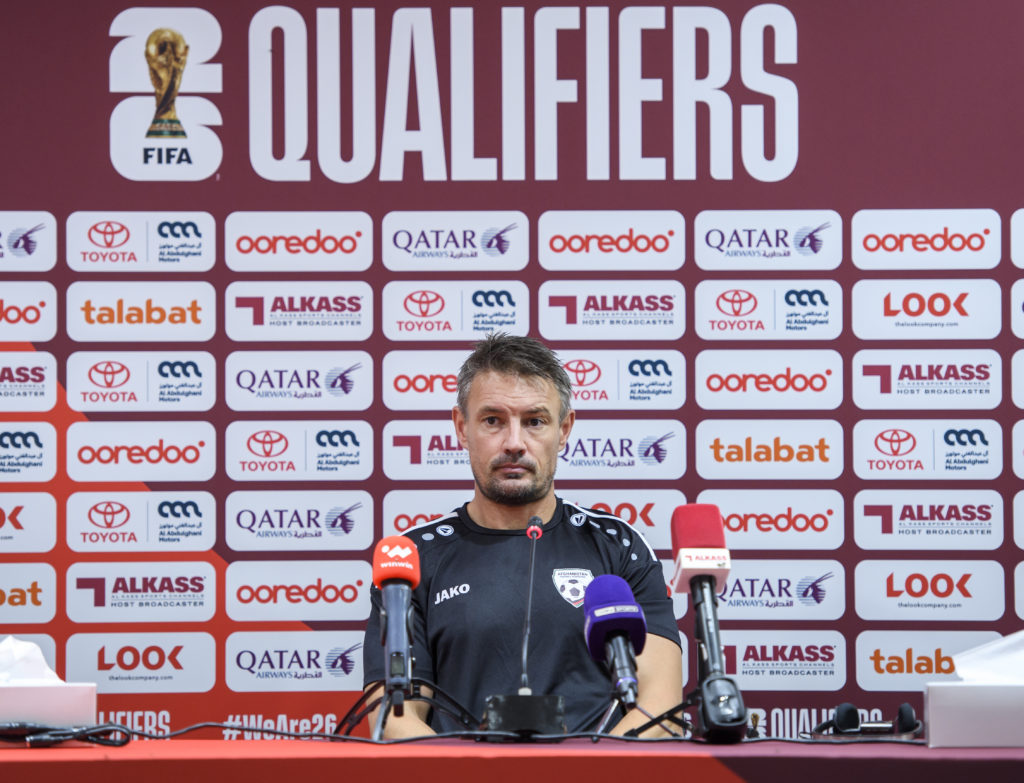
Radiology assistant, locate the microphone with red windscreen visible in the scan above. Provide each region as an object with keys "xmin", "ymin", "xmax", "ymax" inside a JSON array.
[{"xmin": 372, "ymin": 536, "xmax": 421, "ymax": 716}]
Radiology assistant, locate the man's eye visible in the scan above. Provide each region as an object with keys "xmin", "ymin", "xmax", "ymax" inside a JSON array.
[{"xmin": 484, "ymin": 416, "xmax": 499, "ymax": 425}]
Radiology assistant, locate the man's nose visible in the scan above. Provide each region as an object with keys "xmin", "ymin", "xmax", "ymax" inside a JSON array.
[{"xmin": 503, "ymin": 420, "xmax": 526, "ymax": 453}]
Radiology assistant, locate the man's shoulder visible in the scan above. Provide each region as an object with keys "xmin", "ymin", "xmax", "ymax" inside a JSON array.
[
  {"xmin": 402, "ymin": 509, "xmax": 464, "ymax": 550},
  {"xmin": 559, "ymin": 499, "xmax": 658, "ymax": 561}
]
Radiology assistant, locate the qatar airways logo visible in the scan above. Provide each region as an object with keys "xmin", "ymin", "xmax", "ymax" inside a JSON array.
[
  {"xmin": 67, "ymin": 352, "xmax": 216, "ymax": 412},
  {"xmin": 226, "ymin": 281, "xmax": 373, "ymax": 342},
  {"xmin": 66, "ymin": 561, "xmax": 216, "ymax": 622},
  {"xmin": 853, "ymin": 420, "xmax": 1000, "ymax": 480},
  {"xmin": 556, "ymin": 419, "xmax": 685, "ymax": 480},
  {"xmin": 0, "ymin": 350, "xmax": 57, "ymax": 413},
  {"xmin": 696, "ymin": 350, "xmax": 842, "ymax": 410},
  {"xmin": 539, "ymin": 280, "xmax": 684, "ymax": 341},
  {"xmin": 695, "ymin": 280, "xmax": 841, "ymax": 341},
  {"xmin": 225, "ymin": 211, "xmax": 372, "ymax": 272},
  {"xmin": 699, "ymin": 489, "xmax": 844, "ymax": 551},
  {"xmin": 225, "ymin": 420, "xmax": 373, "ymax": 482},
  {"xmin": 226, "ymin": 350, "xmax": 373, "ymax": 412},
  {"xmin": 0, "ymin": 281, "xmax": 57, "ymax": 342},
  {"xmin": 226, "ymin": 630, "xmax": 365, "ymax": 692},
  {"xmin": 720, "ymin": 630, "xmax": 846, "ymax": 691},
  {"xmin": 852, "ymin": 209, "xmax": 1000, "ymax": 270},
  {"xmin": 695, "ymin": 210, "xmax": 842, "ymax": 271},
  {"xmin": 383, "ymin": 211, "xmax": 528, "ymax": 271},
  {"xmin": 226, "ymin": 561, "xmax": 371, "ymax": 621},
  {"xmin": 716, "ymin": 560, "xmax": 845, "ymax": 620},
  {"xmin": 854, "ymin": 489, "xmax": 1002, "ymax": 551},
  {"xmin": 853, "ymin": 349, "xmax": 999, "ymax": 410},
  {"xmin": 0, "ymin": 211, "xmax": 56, "ymax": 272},
  {"xmin": 67, "ymin": 211, "xmax": 215, "ymax": 272},
  {"xmin": 538, "ymin": 210, "xmax": 684, "ymax": 271},
  {"xmin": 67, "ymin": 421, "xmax": 215, "ymax": 482},
  {"xmin": 383, "ymin": 281, "xmax": 528, "ymax": 341},
  {"xmin": 852, "ymin": 279, "xmax": 1000, "ymax": 340},
  {"xmin": 225, "ymin": 490, "xmax": 373, "ymax": 552},
  {"xmin": 854, "ymin": 560, "xmax": 1003, "ymax": 621}
]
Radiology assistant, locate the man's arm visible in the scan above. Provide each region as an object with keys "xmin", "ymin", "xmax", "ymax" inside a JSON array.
[
  {"xmin": 364, "ymin": 683, "xmax": 436, "ymax": 739},
  {"xmin": 608, "ymin": 634, "xmax": 682, "ymax": 737}
]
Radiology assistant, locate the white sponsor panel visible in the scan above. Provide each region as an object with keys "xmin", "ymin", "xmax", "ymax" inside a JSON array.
[
  {"xmin": 855, "ymin": 630, "xmax": 1000, "ymax": 692},
  {"xmin": 225, "ymin": 211, "xmax": 371, "ymax": 271},
  {"xmin": 661, "ymin": 559, "xmax": 689, "ymax": 620},
  {"xmin": 66, "ymin": 562, "xmax": 216, "ymax": 623},
  {"xmin": 720, "ymin": 630, "xmax": 846, "ymax": 691},
  {"xmin": 67, "ymin": 211, "xmax": 215, "ymax": 272},
  {"xmin": 698, "ymin": 489, "xmax": 844, "ymax": 550},
  {"xmin": 67, "ymin": 492, "xmax": 216, "ymax": 552},
  {"xmin": 226, "ymin": 631, "xmax": 365, "ymax": 692},
  {"xmin": 538, "ymin": 210, "xmax": 684, "ymax": 270},
  {"xmin": 67, "ymin": 421, "xmax": 215, "ymax": 482},
  {"xmin": 0, "ymin": 211, "xmax": 57, "ymax": 271},
  {"xmin": 1012, "ymin": 209, "xmax": 1024, "ymax": 269},
  {"xmin": 1014, "ymin": 421, "xmax": 1024, "ymax": 479},
  {"xmin": 560, "ymin": 489, "xmax": 685, "ymax": 550},
  {"xmin": 383, "ymin": 420, "xmax": 470, "ymax": 481},
  {"xmin": 66, "ymin": 632, "xmax": 216, "ymax": 694},
  {"xmin": 854, "ymin": 560, "xmax": 1003, "ymax": 621},
  {"xmin": 538, "ymin": 280, "xmax": 684, "ymax": 341},
  {"xmin": 1012, "ymin": 280, "xmax": 1024, "ymax": 338},
  {"xmin": 225, "ymin": 490, "xmax": 373, "ymax": 552},
  {"xmin": 560, "ymin": 350, "xmax": 685, "ymax": 410},
  {"xmin": 1013, "ymin": 351, "xmax": 1024, "ymax": 408},
  {"xmin": 853, "ymin": 419, "xmax": 1001, "ymax": 480},
  {"xmin": 855, "ymin": 490, "xmax": 1003, "ymax": 550},
  {"xmin": 225, "ymin": 281, "xmax": 373, "ymax": 341},
  {"xmin": 852, "ymin": 279, "xmax": 1000, "ymax": 340},
  {"xmin": 225, "ymin": 420, "xmax": 373, "ymax": 482},
  {"xmin": 0, "ymin": 492, "xmax": 56, "ymax": 553},
  {"xmin": 0, "ymin": 422, "xmax": 56, "ymax": 483},
  {"xmin": 716, "ymin": 560, "xmax": 845, "ymax": 620},
  {"xmin": 225, "ymin": 560, "xmax": 371, "ymax": 621},
  {"xmin": 382, "ymin": 280, "xmax": 529, "ymax": 341},
  {"xmin": 383, "ymin": 211, "xmax": 528, "ymax": 271},
  {"xmin": 695, "ymin": 420, "xmax": 842, "ymax": 480},
  {"xmin": 0, "ymin": 351, "xmax": 56, "ymax": 412},
  {"xmin": 558, "ymin": 419, "xmax": 685, "ymax": 480},
  {"xmin": 0, "ymin": 563, "xmax": 56, "ymax": 623},
  {"xmin": 1016, "ymin": 491, "xmax": 1024, "ymax": 550},
  {"xmin": 1018, "ymin": 563, "xmax": 1024, "ymax": 620},
  {"xmin": 382, "ymin": 350, "xmax": 466, "ymax": 411},
  {"xmin": 0, "ymin": 281, "xmax": 57, "ymax": 342},
  {"xmin": 67, "ymin": 351, "xmax": 216, "ymax": 412},
  {"xmin": 853, "ymin": 349, "xmax": 1000, "ymax": 410},
  {"xmin": 694, "ymin": 280, "xmax": 841, "ymax": 340},
  {"xmin": 852, "ymin": 209, "xmax": 1000, "ymax": 269},
  {"xmin": 695, "ymin": 350, "xmax": 842, "ymax": 410},
  {"xmin": 226, "ymin": 351, "xmax": 373, "ymax": 411},
  {"xmin": 67, "ymin": 281, "xmax": 216, "ymax": 342},
  {"xmin": 695, "ymin": 210, "xmax": 841, "ymax": 270},
  {"xmin": 382, "ymin": 489, "xmax": 471, "ymax": 536}
]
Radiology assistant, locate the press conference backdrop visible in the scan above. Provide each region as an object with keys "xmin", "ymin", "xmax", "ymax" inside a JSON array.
[{"xmin": 1, "ymin": 0, "xmax": 1023, "ymax": 740}]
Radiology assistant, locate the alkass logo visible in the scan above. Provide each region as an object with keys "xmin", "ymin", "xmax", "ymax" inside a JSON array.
[
  {"xmin": 403, "ymin": 291, "xmax": 445, "ymax": 318},
  {"xmin": 564, "ymin": 359, "xmax": 602, "ymax": 387},
  {"xmin": 875, "ymin": 429, "xmax": 916, "ymax": 457},
  {"xmin": 88, "ymin": 501, "xmax": 130, "ymax": 529},
  {"xmin": 247, "ymin": 430, "xmax": 288, "ymax": 458},
  {"xmin": 723, "ymin": 643, "xmax": 836, "ymax": 669},
  {"xmin": 392, "ymin": 434, "xmax": 464, "ymax": 464},
  {"xmin": 88, "ymin": 221, "xmax": 130, "ymax": 249},
  {"xmin": 88, "ymin": 361, "xmax": 130, "ymax": 389},
  {"xmin": 716, "ymin": 290, "xmax": 757, "ymax": 317},
  {"xmin": 861, "ymin": 362, "xmax": 991, "ymax": 393},
  {"xmin": 863, "ymin": 503, "xmax": 993, "ymax": 533},
  {"xmin": 883, "ymin": 291, "xmax": 968, "ymax": 318}
]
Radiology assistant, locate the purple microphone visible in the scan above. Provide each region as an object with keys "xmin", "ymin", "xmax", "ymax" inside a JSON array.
[{"xmin": 583, "ymin": 575, "xmax": 647, "ymax": 707}]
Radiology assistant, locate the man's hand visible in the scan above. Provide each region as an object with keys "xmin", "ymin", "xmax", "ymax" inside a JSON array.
[
  {"xmin": 608, "ymin": 634, "xmax": 683, "ymax": 737},
  {"xmin": 364, "ymin": 684, "xmax": 437, "ymax": 739}
]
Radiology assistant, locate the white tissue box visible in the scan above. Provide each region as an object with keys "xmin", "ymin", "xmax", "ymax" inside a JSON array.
[
  {"xmin": 925, "ymin": 682, "xmax": 1024, "ymax": 747},
  {"xmin": 0, "ymin": 682, "xmax": 97, "ymax": 727}
]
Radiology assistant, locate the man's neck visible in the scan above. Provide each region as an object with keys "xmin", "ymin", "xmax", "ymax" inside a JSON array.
[{"xmin": 466, "ymin": 492, "xmax": 558, "ymax": 530}]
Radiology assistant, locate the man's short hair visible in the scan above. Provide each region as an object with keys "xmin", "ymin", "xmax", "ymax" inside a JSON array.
[{"xmin": 457, "ymin": 333, "xmax": 572, "ymax": 422}]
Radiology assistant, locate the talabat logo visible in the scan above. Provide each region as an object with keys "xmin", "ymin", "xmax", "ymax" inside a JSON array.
[
  {"xmin": 67, "ymin": 421, "xmax": 215, "ymax": 482},
  {"xmin": 226, "ymin": 281, "xmax": 373, "ymax": 341},
  {"xmin": 67, "ymin": 562, "xmax": 215, "ymax": 622},
  {"xmin": 695, "ymin": 210, "xmax": 842, "ymax": 271},
  {"xmin": 855, "ymin": 630, "xmax": 1000, "ymax": 691},
  {"xmin": 67, "ymin": 212, "xmax": 215, "ymax": 271},
  {"xmin": 226, "ymin": 490, "xmax": 373, "ymax": 552},
  {"xmin": 695, "ymin": 280, "xmax": 841, "ymax": 340},
  {"xmin": 696, "ymin": 350, "xmax": 842, "ymax": 411},
  {"xmin": 225, "ymin": 561, "xmax": 371, "ymax": 621},
  {"xmin": 226, "ymin": 350, "xmax": 372, "ymax": 411},
  {"xmin": 555, "ymin": 419, "xmax": 685, "ymax": 480},
  {"xmin": 853, "ymin": 419, "xmax": 1001, "ymax": 480},
  {"xmin": 720, "ymin": 630, "xmax": 845, "ymax": 691},
  {"xmin": 67, "ymin": 491, "xmax": 215, "ymax": 552},
  {"xmin": 67, "ymin": 351, "xmax": 215, "ymax": 412},
  {"xmin": 539, "ymin": 280, "xmax": 684, "ymax": 341},
  {"xmin": 696, "ymin": 420, "xmax": 842, "ymax": 480},
  {"xmin": 226, "ymin": 631, "xmax": 365, "ymax": 692},
  {"xmin": 855, "ymin": 489, "xmax": 1002, "ymax": 551},
  {"xmin": 225, "ymin": 420, "xmax": 373, "ymax": 482},
  {"xmin": 0, "ymin": 281, "xmax": 57, "ymax": 342},
  {"xmin": 853, "ymin": 349, "xmax": 999, "ymax": 410},
  {"xmin": 852, "ymin": 279, "xmax": 1000, "ymax": 340},
  {"xmin": 715, "ymin": 560, "xmax": 845, "ymax": 620},
  {"xmin": 67, "ymin": 282, "xmax": 215, "ymax": 342},
  {"xmin": 225, "ymin": 212, "xmax": 372, "ymax": 272},
  {"xmin": 382, "ymin": 211, "xmax": 529, "ymax": 271},
  {"xmin": 0, "ymin": 563, "xmax": 56, "ymax": 622},
  {"xmin": 0, "ymin": 493, "xmax": 57, "ymax": 553},
  {"xmin": 383, "ymin": 281, "xmax": 528, "ymax": 341},
  {"xmin": 854, "ymin": 560, "xmax": 1003, "ymax": 621},
  {"xmin": 109, "ymin": 7, "xmax": 223, "ymax": 180},
  {"xmin": 383, "ymin": 421, "xmax": 471, "ymax": 481},
  {"xmin": 0, "ymin": 211, "xmax": 57, "ymax": 271},
  {"xmin": 381, "ymin": 350, "xmax": 465, "ymax": 411},
  {"xmin": 538, "ymin": 210, "xmax": 684, "ymax": 271},
  {"xmin": 0, "ymin": 351, "xmax": 57, "ymax": 413},
  {"xmin": 66, "ymin": 632, "xmax": 216, "ymax": 694},
  {"xmin": 699, "ymin": 489, "xmax": 844, "ymax": 551},
  {"xmin": 852, "ymin": 209, "xmax": 1000, "ymax": 270}
]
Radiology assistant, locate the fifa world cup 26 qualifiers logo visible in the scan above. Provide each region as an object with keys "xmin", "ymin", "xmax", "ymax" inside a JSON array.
[{"xmin": 145, "ymin": 28, "xmax": 188, "ymax": 138}]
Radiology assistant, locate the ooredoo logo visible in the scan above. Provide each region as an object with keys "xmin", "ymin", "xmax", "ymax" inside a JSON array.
[
  {"xmin": 67, "ymin": 422, "xmax": 215, "ymax": 481},
  {"xmin": 403, "ymin": 290, "xmax": 445, "ymax": 318},
  {"xmin": 852, "ymin": 209, "xmax": 1000, "ymax": 270},
  {"xmin": 863, "ymin": 227, "xmax": 988, "ymax": 254},
  {"xmin": 88, "ymin": 501, "xmax": 130, "ymax": 529},
  {"xmin": 393, "ymin": 373, "xmax": 457, "ymax": 394},
  {"xmin": 700, "ymin": 488, "xmax": 844, "ymax": 551},
  {"xmin": 0, "ymin": 282, "xmax": 57, "ymax": 342},
  {"xmin": 89, "ymin": 221, "xmax": 130, "ymax": 248},
  {"xmin": 226, "ymin": 561, "xmax": 372, "ymax": 621},
  {"xmin": 225, "ymin": 212, "xmax": 372, "ymax": 272},
  {"xmin": 716, "ymin": 290, "xmax": 758, "ymax": 316},
  {"xmin": 696, "ymin": 350, "xmax": 842, "ymax": 411},
  {"xmin": 548, "ymin": 227, "xmax": 674, "ymax": 254},
  {"xmin": 236, "ymin": 229, "xmax": 361, "ymax": 256},
  {"xmin": 88, "ymin": 361, "xmax": 130, "ymax": 389},
  {"xmin": 247, "ymin": 430, "xmax": 288, "ymax": 458},
  {"xmin": 706, "ymin": 367, "xmax": 830, "ymax": 393},
  {"xmin": 538, "ymin": 211, "xmax": 684, "ymax": 271}
]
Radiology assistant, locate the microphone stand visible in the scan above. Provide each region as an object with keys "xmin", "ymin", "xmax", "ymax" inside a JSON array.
[{"xmin": 337, "ymin": 679, "xmax": 482, "ymax": 737}]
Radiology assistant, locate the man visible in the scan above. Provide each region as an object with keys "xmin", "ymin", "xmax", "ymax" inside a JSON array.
[{"xmin": 362, "ymin": 333, "xmax": 681, "ymax": 737}]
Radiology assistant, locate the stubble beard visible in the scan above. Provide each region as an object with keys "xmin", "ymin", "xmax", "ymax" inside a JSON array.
[{"xmin": 475, "ymin": 459, "xmax": 554, "ymax": 507}]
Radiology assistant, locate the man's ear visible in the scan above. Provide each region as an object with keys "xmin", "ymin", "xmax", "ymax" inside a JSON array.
[
  {"xmin": 558, "ymin": 409, "xmax": 575, "ymax": 449},
  {"xmin": 452, "ymin": 405, "xmax": 468, "ymax": 448}
]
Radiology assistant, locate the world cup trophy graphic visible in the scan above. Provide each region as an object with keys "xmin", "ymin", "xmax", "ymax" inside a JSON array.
[{"xmin": 145, "ymin": 28, "xmax": 188, "ymax": 138}]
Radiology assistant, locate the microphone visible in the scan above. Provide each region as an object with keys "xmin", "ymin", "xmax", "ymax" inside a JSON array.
[
  {"xmin": 371, "ymin": 536, "xmax": 421, "ymax": 719},
  {"xmin": 583, "ymin": 575, "xmax": 646, "ymax": 708},
  {"xmin": 670, "ymin": 504, "xmax": 747, "ymax": 743}
]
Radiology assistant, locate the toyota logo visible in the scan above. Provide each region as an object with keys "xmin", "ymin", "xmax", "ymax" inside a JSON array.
[
  {"xmin": 403, "ymin": 290, "xmax": 445, "ymax": 317},
  {"xmin": 88, "ymin": 221, "xmax": 130, "ymax": 248},
  {"xmin": 715, "ymin": 289, "xmax": 758, "ymax": 317},
  {"xmin": 563, "ymin": 359, "xmax": 601, "ymax": 386},
  {"xmin": 247, "ymin": 430, "xmax": 289, "ymax": 457},
  {"xmin": 87, "ymin": 501, "xmax": 130, "ymax": 529},
  {"xmin": 88, "ymin": 360, "xmax": 130, "ymax": 389},
  {"xmin": 874, "ymin": 429, "xmax": 917, "ymax": 457}
]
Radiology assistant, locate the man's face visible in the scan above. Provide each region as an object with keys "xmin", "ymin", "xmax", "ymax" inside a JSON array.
[{"xmin": 453, "ymin": 371, "xmax": 574, "ymax": 506}]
